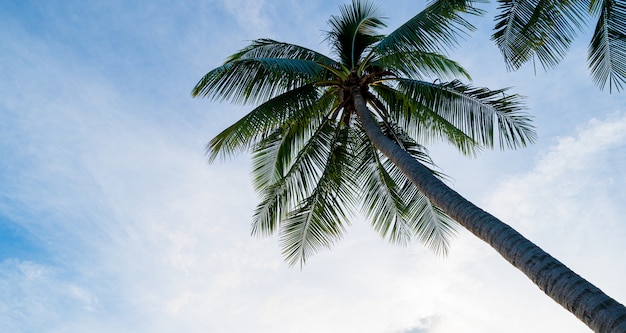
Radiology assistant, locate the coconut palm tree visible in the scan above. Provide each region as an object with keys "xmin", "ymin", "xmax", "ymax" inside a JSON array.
[
  {"xmin": 492, "ymin": 0, "xmax": 626, "ymax": 92},
  {"xmin": 193, "ymin": 0, "xmax": 626, "ymax": 331}
]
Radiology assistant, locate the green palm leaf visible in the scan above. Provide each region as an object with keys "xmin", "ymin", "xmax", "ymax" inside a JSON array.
[
  {"xmin": 589, "ymin": 0, "xmax": 626, "ymax": 91},
  {"xmin": 403, "ymin": 186, "xmax": 457, "ymax": 256},
  {"xmin": 371, "ymin": 51, "xmax": 470, "ymax": 80},
  {"xmin": 355, "ymin": 129, "xmax": 414, "ymax": 245},
  {"xmin": 279, "ymin": 125, "xmax": 357, "ymax": 266},
  {"xmin": 226, "ymin": 39, "xmax": 336, "ymax": 64},
  {"xmin": 372, "ymin": 83, "xmax": 481, "ymax": 155},
  {"xmin": 192, "ymin": 57, "xmax": 324, "ymax": 105},
  {"xmin": 380, "ymin": 126, "xmax": 457, "ymax": 256},
  {"xmin": 251, "ymin": 118, "xmax": 335, "ymax": 238},
  {"xmin": 492, "ymin": 0, "xmax": 590, "ymax": 71},
  {"xmin": 377, "ymin": 0, "xmax": 484, "ymax": 55},
  {"xmin": 251, "ymin": 132, "xmax": 293, "ymax": 237},
  {"xmin": 355, "ymin": 122, "xmax": 454, "ymax": 250},
  {"xmin": 325, "ymin": 0, "xmax": 387, "ymax": 68},
  {"xmin": 280, "ymin": 191, "xmax": 348, "ymax": 267},
  {"xmin": 206, "ymin": 84, "xmax": 322, "ymax": 161},
  {"xmin": 250, "ymin": 91, "xmax": 337, "ymax": 192},
  {"xmin": 250, "ymin": 93, "xmax": 341, "ymax": 237},
  {"xmin": 396, "ymin": 79, "xmax": 536, "ymax": 150}
]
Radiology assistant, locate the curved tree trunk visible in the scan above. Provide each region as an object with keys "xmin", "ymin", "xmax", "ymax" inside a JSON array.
[{"xmin": 351, "ymin": 87, "xmax": 626, "ymax": 332}]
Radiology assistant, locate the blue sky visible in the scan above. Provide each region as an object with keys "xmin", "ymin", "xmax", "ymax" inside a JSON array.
[{"xmin": 1, "ymin": 1, "xmax": 625, "ymax": 332}]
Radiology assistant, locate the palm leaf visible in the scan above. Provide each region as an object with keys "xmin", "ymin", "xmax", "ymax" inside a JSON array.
[
  {"xmin": 251, "ymin": 94, "xmax": 339, "ymax": 237},
  {"xmin": 396, "ymin": 79, "xmax": 536, "ymax": 150},
  {"xmin": 251, "ymin": 132, "xmax": 292, "ymax": 237},
  {"xmin": 226, "ymin": 38, "xmax": 336, "ymax": 65},
  {"xmin": 355, "ymin": 129, "xmax": 414, "ymax": 245},
  {"xmin": 325, "ymin": 0, "xmax": 387, "ymax": 68},
  {"xmin": 354, "ymin": 121, "xmax": 456, "ymax": 253},
  {"xmin": 377, "ymin": 122, "xmax": 457, "ymax": 254},
  {"xmin": 372, "ymin": 83, "xmax": 481, "ymax": 155},
  {"xmin": 192, "ymin": 57, "xmax": 324, "ymax": 105},
  {"xmin": 492, "ymin": 0, "xmax": 591, "ymax": 71},
  {"xmin": 402, "ymin": 186, "xmax": 457, "ymax": 256},
  {"xmin": 279, "ymin": 124, "xmax": 357, "ymax": 266},
  {"xmin": 250, "ymin": 91, "xmax": 337, "ymax": 192},
  {"xmin": 588, "ymin": 0, "xmax": 626, "ymax": 92},
  {"xmin": 206, "ymin": 84, "xmax": 322, "ymax": 161},
  {"xmin": 371, "ymin": 50, "xmax": 470, "ymax": 81},
  {"xmin": 251, "ymin": 118, "xmax": 335, "ymax": 238},
  {"xmin": 280, "ymin": 190, "xmax": 348, "ymax": 267},
  {"xmin": 377, "ymin": 0, "xmax": 485, "ymax": 55}
]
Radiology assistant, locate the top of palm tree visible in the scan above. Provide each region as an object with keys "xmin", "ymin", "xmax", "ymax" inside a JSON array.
[{"xmin": 193, "ymin": 0, "xmax": 536, "ymax": 266}]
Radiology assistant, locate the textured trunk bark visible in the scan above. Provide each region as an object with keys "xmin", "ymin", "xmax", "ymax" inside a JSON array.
[{"xmin": 351, "ymin": 87, "xmax": 626, "ymax": 332}]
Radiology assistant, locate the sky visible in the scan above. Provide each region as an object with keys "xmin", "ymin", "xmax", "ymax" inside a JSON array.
[{"xmin": 1, "ymin": 1, "xmax": 625, "ymax": 332}]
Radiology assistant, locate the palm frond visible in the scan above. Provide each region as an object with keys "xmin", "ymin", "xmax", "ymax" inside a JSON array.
[
  {"xmin": 279, "ymin": 125, "xmax": 357, "ymax": 267},
  {"xmin": 354, "ymin": 122, "xmax": 456, "ymax": 253},
  {"xmin": 325, "ymin": 0, "xmax": 387, "ymax": 68},
  {"xmin": 226, "ymin": 39, "xmax": 336, "ymax": 65},
  {"xmin": 355, "ymin": 129, "xmax": 413, "ymax": 245},
  {"xmin": 280, "ymin": 191, "xmax": 348, "ymax": 267},
  {"xmin": 250, "ymin": 91, "xmax": 337, "ymax": 191},
  {"xmin": 251, "ymin": 128, "xmax": 301, "ymax": 196},
  {"xmin": 377, "ymin": 0, "xmax": 485, "ymax": 55},
  {"xmin": 372, "ymin": 83, "xmax": 481, "ymax": 155},
  {"xmin": 192, "ymin": 57, "xmax": 324, "ymax": 105},
  {"xmin": 588, "ymin": 0, "xmax": 626, "ymax": 92},
  {"xmin": 396, "ymin": 79, "xmax": 536, "ymax": 151},
  {"xmin": 371, "ymin": 51, "xmax": 470, "ymax": 80},
  {"xmin": 403, "ymin": 187, "xmax": 457, "ymax": 256},
  {"xmin": 492, "ymin": 0, "xmax": 591, "ymax": 71},
  {"xmin": 251, "ymin": 162, "xmax": 290, "ymax": 237},
  {"xmin": 381, "ymin": 143, "xmax": 456, "ymax": 256},
  {"xmin": 250, "ymin": 93, "xmax": 341, "ymax": 237},
  {"xmin": 251, "ymin": 118, "xmax": 335, "ymax": 238},
  {"xmin": 206, "ymin": 84, "xmax": 322, "ymax": 162},
  {"xmin": 378, "ymin": 121, "xmax": 457, "ymax": 254}
]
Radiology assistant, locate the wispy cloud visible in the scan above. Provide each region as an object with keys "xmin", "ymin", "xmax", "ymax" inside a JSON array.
[
  {"xmin": 485, "ymin": 113, "xmax": 626, "ymax": 282},
  {"xmin": 222, "ymin": 0, "xmax": 271, "ymax": 36}
]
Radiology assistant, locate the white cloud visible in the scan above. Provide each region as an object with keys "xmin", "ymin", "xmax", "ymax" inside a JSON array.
[
  {"xmin": 222, "ymin": 0, "xmax": 271, "ymax": 36},
  {"xmin": 486, "ymin": 113, "xmax": 626, "ymax": 238}
]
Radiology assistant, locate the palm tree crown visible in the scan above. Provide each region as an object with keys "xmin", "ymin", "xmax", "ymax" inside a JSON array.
[{"xmin": 193, "ymin": 0, "xmax": 536, "ymax": 266}]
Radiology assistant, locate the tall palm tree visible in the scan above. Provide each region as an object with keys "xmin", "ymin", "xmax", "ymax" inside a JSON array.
[
  {"xmin": 193, "ymin": 0, "xmax": 626, "ymax": 331},
  {"xmin": 491, "ymin": 0, "xmax": 626, "ymax": 92}
]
